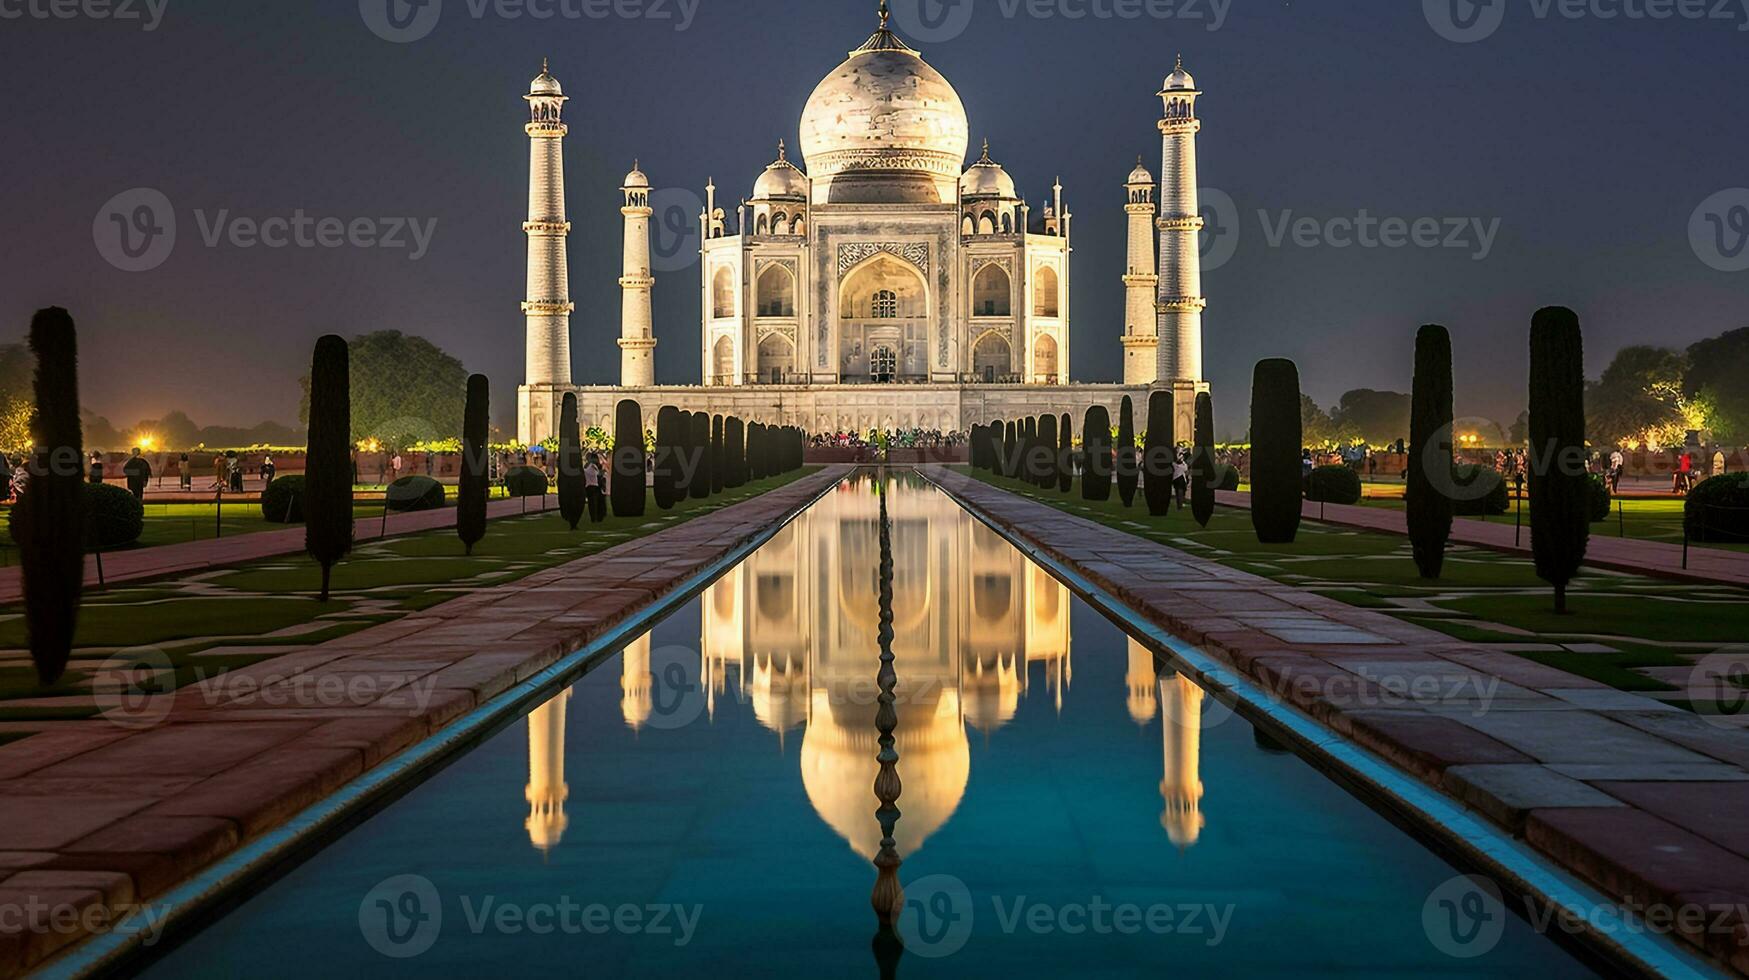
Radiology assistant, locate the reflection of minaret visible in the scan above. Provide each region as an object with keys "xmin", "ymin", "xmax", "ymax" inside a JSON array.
[
  {"xmin": 1125, "ymin": 639, "xmax": 1157, "ymax": 725},
  {"xmin": 621, "ymin": 634, "xmax": 653, "ymax": 730},
  {"xmin": 525, "ymin": 688, "xmax": 571, "ymax": 852},
  {"xmin": 1159, "ymin": 672, "xmax": 1206, "ymax": 848}
]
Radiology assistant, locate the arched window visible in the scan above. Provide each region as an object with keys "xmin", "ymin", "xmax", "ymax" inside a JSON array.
[
  {"xmin": 962, "ymin": 215, "xmax": 975, "ymax": 235},
  {"xmin": 972, "ymin": 332, "xmax": 1011, "ymax": 383},
  {"xmin": 872, "ymin": 289, "xmax": 899, "ymax": 319},
  {"xmin": 756, "ymin": 265, "xmax": 796, "ymax": 318},
  {"xmin": 1033, "ymin": 334, "xmax": 1059, "ymax": 382},
  {"xmin": 772, "ymin": 211, "xmax": 787, "ymax": 232},
  {"xmin": 756, "ymin": 214, "xmax": 769, "ymax": 235},
  {"xmin": 758, "ymin": 333, "xmax": 795, "ymax": 384},
  {"xmin": 972, "ymin": 265, "xmax": 1011, "ymax": 317},
  {"xmin": 712, "ymin": 335, "xmax": 735, "ymax": 384},
  {"xmin": 712, "ymin": 267, "xmax": 736, "ymax": 319},
  {"xmin": 1033, "ymin": 265, "xmax": 1060, "ymax": 318},
  {"xmin": 977, "ymin": 213, "xmax": 996, "ymax": 235},
  {"xmin": 870, "ymin": 345, "xmax": 897, "ymax": 382},
  {"xmin": 791, "ymin": 215, "xmax": 805, "ymax": 235},
  {"xmin": 1000, "ymin": 212, "xmax": 1013, "ymax": 233}
]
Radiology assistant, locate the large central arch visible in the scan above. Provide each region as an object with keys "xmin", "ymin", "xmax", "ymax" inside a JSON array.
[{"xmin": 837, "ymin": 252, "xmax": 929, "ymax": 383}]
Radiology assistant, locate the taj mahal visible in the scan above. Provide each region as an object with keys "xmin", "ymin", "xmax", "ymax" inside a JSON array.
[{"xmin": 517, "ymin": 2, "xmax": 1211, "ymax": 445}]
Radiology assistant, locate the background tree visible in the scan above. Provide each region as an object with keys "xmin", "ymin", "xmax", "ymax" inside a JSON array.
[
  {"xmin": 1508, "ymin": 409, "xmax": 1530, "ymax": 445},
  {"xmin": 1250, "ymin": 359, "xmax": 1303, "ymax": 544},
  {"xmin": 1116, "ymin": 397, "xmax": 1139, "ymax": 507},
  {"xmin": 1299, "ymin": 394, "xmax": 1339, "ymax": 448},
  {"xmin": 305, "ymin": 335, "xmax": 353, "ymax": 601},
  {"xmin": 612, "ymin": 399, "xmax": 645, "ymax": 517},
  {"xmin": 690, "ymin": 411, "xmax": 713, "ymax": 499},
  {"xmin": 557, "ymin": 393, "xmax": 584, "ymax": 529},
  {"xmin": 299, "ymin": 330, "xmax": 466, "ymax": 448},
  {"xmin": 711, "ymin": 415, "xmax": 725, "ymax": 494},
  {"xmin": 1057, "ymin": 413, "xmax": 1073, "ymax": 492},
  {"xmin": 653, "ymin": 406, "xmax": 680, "ymax": 509},
  {"xmin": 1330, "ymin": 389, "xmax": 1411, "ymax": 447},
  {"xmin": 725, "ymin": 416, "xmax": 747, "ymax": 488},
  {"xmin": 1143, "ymin": 391, "xmax": 1174, "ymax": 516},
  {"xmin": 1191, "ymin": 392, "xmax": 1216, "ymax": 528},
  {"xmin": 1585, "ymin": 345, "xmax": 1694, "ymax": 447},
  {"xmin": 1684, "ymin": 327, "xmax": 1749, "ymax": 442},
  {"xmin": 457, "ymin": 374, "xmax": 489, "ymax": 555},
  {"xmin": 1408, "ymin": 325, "xmax": 1454, "ymax": 578},
  {"xmin": 1529, "ymin": 307, "xmax": 1590, "ymax": 613},
  {"xmin": 18, "ymin": 309, "xmax": 83, "ymax": 683},
  {"xmin": 1081, "ymin": 405, "xmax": 1112, "ymax": 502}
]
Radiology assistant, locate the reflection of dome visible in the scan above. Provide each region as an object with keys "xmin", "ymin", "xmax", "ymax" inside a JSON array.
[
  {"xmin": 963, "ymin": 653, "xmax": 1019, "ymax": 732},
  {"xmin": 751, "ymin": 654, "xmax": 808, "ymax": 734},
  {"xmin": 801, "ymin": 689, "xmax": 968, "ymax": 860},
  {"xmin": 753, "ymin": 143, "xmax": 809, "ymax": 200},
  {"xmin": 960, "ymin": 141, "xmax": 1016, "ymax": 200},
  {"xmin": 798, "ymin": 11, "xmax": 969, "ymax": 203}
]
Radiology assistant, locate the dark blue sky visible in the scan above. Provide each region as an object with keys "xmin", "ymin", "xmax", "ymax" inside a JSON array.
[{"xmin": 5, "ymin": 0, "xmax": 1746, "ymax": 436}]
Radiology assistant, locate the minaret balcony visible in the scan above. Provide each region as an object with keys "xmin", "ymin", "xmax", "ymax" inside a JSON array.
[
  {"xmin": 1157, "ymin": 118, "xmax": 1202, "ymax": 136},
  {"xmin": 1157, "ymin": 297, "xmax": 1208, "ymax": 314},
  {"xmin": 522, "ymin": 301, "xmax": 575, "ymax": 315},
  {"xmin": 523, "ymin": 220, "xmax": 572, "ymax": 235},
  {"xmin": 1156, "ymin": 216, "xmax": 1204, "ymax": 232},
  {"xmin": 1123, "ymin": 273, "xmax": 1159, "ymax": 286},
  {"xmin": 619, "ymin": 275, "xmax": 655, "ymax": 289},
  {"xmin": 525, "ymin": 122, "xmax": 568, "ymax": 138},
  {"xmin": 1125, "ymin": 203, "xmax": 1156, "ymax": 215}
]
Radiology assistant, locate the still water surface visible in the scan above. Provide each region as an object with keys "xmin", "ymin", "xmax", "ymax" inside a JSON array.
[{"xmin": 151, "ymin": 474, "xmax": 1595, "ymax": 977}]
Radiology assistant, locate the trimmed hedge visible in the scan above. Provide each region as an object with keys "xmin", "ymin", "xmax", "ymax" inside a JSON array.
[
  {"xmin": 10, "ymin": 482, "xmax": 143, "ymax": 551},
  {"xmin": 1211, "ymin": 463, "xmax": 1240, "ymax": 492},
  {"xmin": 1587, "ymin": 475, "xmax": 1613, "ymax": 523},
  {"xmin": 261, "ymin": 475, "xmax": 307, "ymax": 523},
  {"xmin": 1450, "ymin": 464, "xmax": 1509, "ymax": 516},
  {"xmin": 386, "ymin": 475, "xmax": 446, "ymax": 513},
  {"xmin": 1687, "ymin": 473, "xmax": 1749, "ymax": 543},
  {"xmin": 504, "ymin": 465, "xmax": 549, "ymax": 498},
  {"xmin": 1304, "ymin": 465, "xmax": 1361, "ymax": 505}
]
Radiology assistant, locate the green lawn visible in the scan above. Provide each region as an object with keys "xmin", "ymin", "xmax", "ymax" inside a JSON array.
[
  {"xmin": 1355, "ymin": 495, "xmax": 1749, "ymax": 553},
  {"xmin": 958, "ymin": 467, "xmax": 1748, "ymax": 701},
  {"xmin": 0, "ymin": 470, "xmax": 816, "ymax": 716}
]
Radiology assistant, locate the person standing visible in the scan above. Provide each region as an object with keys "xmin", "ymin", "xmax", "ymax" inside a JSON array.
[
  {"xmin": 123, "ymin": 448, "xmax": 152, "ymax": 501},
  {"xmin": 1608, "ymin": 448, "xmax": 1624, "ymax": 494},
  {"xmin": 1172, "ymin": 449, "xmax": 1190, "ymax": 510},
  {"xmin": 261, "ymin": 453, "xmax": 277, "ymax": 487},
  {"xmin": 229, "ymin": 452, "xmax": 244, "ymax": 493},
  {"xmin": 0, "ymin": 455, "xmax": 12, "ymax": 503},
  {"xmin": 583, "ymin": 452, "xmax": 606, "ymax": 523},
  {"xmin": 87, "ymin": 451, "xmax": 104, "ymax": 485},
  {"xmin": 211, "ymin": 453, "xmax": 227, "ymax": 491},
  {"xmin": 179, "ymin": 452, "xmax": 192, "ymax": 491}
]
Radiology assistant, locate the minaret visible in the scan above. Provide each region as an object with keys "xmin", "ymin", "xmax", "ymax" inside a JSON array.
[
  {"xmin": 525, "ymin": 688, "xmax": 571, "ymax": 852},
  {"xmin": 1122, "ymin": 157, "xmax": 1159, "ymax": 385},
  {"xmin": 619, "ymin": 162, "xmax": 657, "ymax": 387},
  {"xmin": 1155, "ymin": 55, "xmax": 1206, "ymax": 389},
  {"xmin": 1159, "ymin": 672, "xmax": 1206, "ymax": 849},
  {"xmin": 521, "ymin": 60, "xmax": 573, "ymax": 445}
]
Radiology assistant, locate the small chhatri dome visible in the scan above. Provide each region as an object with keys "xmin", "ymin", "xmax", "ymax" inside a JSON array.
[
  {"xmin": 623, "ymin": 159, "xmax": 649, "ymax": 188},
  {"xmin": 753, "ymin": 140, "xmax": 809, "ymax": 200},
  {"xmin": 1163, "ymin": 53, "xmax": 1196, "ymax": 91},
  {"xmin": 530, "ymin": 57, "xmax": 563, "ymax": 96},
  {"xmin": 960, "ymin": 139, "xmax": 1016, "ymax": 199},
  {"xmin": 1128, "ymin": 155, "xmax": 1155, "ymax": 185}
]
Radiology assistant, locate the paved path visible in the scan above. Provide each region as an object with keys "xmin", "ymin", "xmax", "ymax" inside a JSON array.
[
  {"xmin": 932, "ymin": 468, "xmax": 1749, "ymax": 976},
  {"xmin": 0, "ymin": 496, "xmax": 556, "ymax": 605},
  {"xmin": 0, "ymin": 467, "xmax": 850, "ymax": 977},
  {"xmin": 1216, "ymin": 489, "xmax": 1749, "ymax": 588}
]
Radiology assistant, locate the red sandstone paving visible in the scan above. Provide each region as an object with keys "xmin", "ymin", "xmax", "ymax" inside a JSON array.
[
  {"xmin": 0, "ymin": 467, "xmax": 849, "ymax": 977},
  {"xmin": 928, "ymin": 466, "xmax": 1749, "ymax": 973}
]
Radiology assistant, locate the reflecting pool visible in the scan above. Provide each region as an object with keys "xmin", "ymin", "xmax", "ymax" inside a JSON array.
[{"xmin": 150, "ymin": 474, "xmax": 1597, "ymax": 977}]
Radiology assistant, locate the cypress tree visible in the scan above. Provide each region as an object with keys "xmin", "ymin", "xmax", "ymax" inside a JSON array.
[
  {"xmin": 691, "ymin": 411, "xmax": 713, "ymax": 499},
  {"xmin": 1116, "ymin": 396, "xmax": 1139, "ymax": 507},
  {"xmin": 1408, "ymin": 325, "xmax": 1454, "ymax": 578},
  {"xmin": 1057, "ymin": 413, "xmax": 1073, "ymax": 492},
  {"xmin": 19, "ymin": 308, "xmax": 84, "ymax": 683},
  {"xmin": 457, "ymin": 374, "xmax": 490, "ymax": 555},
  {"xmin": 1002, "ymin": 421, "xmax": 1017, "ymax": 479},
  {"xmin": 1250, "ymin": 358, "xmax": 1303, "ymax": 544},
  {"xmin": 611, "ymin": 399, "xmax": 645, "ymax": 517},
  {"xmin": 305, "ymin": 335, "xmax": 353, "ymax": 601},
  {"xmin": 749, "ymin": 423, "xmax": 765, "ymax": 480},
  {"xmin": 1529, "ymin": 307, "xmax": 1590, "ymax": 613},
  {"xmin": 969, "ymin": 423, "xmax": 984, "ymax": 470},
  {"xmin": 1020, "ymin": 416, "xmax": 1037, "ymax": 485},
  {"xmin": 725, "ymin": 416, "xmax": 747, "ymax": 488},
  {"xmin": 1191, "ymin": 391, "xmax": 1216, "ymax": 529},
  {"xmin": 672, "ymin": 411, "xmax": 693, "ymax": 500},
  {"xmin": 557, "ymin": 393, "xmax": 585, "ymax": 530},
  {"xmin": 653, "ymin": 406, "xmax": 680, "ymax": 509},
  {"xmin": 1082, "ymin": 405, "xmax": 1112, "ymax": 502},
  {"xmin": 1143, "ymin": 390, "xmax": 1174, "ymax": 516},
  {"xmin": 1037, "ymin": 414, "xmax": 1058, "ymax": 489},
  {"xmin": 711, "ymin": 415, "xmax": 725, "ymax": 494}
]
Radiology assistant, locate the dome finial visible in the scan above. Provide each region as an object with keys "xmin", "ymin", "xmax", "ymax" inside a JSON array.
[
  {"xmin": 1175, "ymin": 52, "xmax": 1183, "ymax": 71},
  {"xmin": 879, "ymin": 0, "xmax": 890, "ymax": 30},
  {"xmin": 777, "ymin": 139, "xmax": 787, "ymax": 162},
  {"xmin": 542, "ymin": 56, "xmax": 549, "ymax": 73},
  {"xmin": 979, "ymin": 138, "xmax": 991, "ymax": 163}
]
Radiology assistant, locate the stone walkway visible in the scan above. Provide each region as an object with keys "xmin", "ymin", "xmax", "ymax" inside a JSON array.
[
  {"xmin": 0, "ymin": 467, "xmax": 849, "ymax": 977},
  {"xmin": 0, "ymin": 496, "xmax": 550, "ymax": 605},
  {"xmin": 1218, "ymin": 489, "xmax": 1749, "ymax": 588},
  {"xmin": 932, "ymin": 468, "xmax": 1749, "ymax": 975}
]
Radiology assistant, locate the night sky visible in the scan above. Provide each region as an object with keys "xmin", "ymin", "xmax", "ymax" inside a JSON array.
[{"xmin": 6, "ymin": 0, "xmax": 1747, "ymax": 438}]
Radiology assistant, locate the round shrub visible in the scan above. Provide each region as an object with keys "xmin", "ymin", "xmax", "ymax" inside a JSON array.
[
  {"xmin": 1587, "ymin": 474, "xmax": 1613, "ymax": 523},
  {"xmin": 9, "ymin": 482, "xmax": 144, "ymax": 550},
  {"xmin": 1304, "ymin": 465, "xmax": 1362, "ymax": 505},
  {"xmin": 1449, "ymin": 464, "xmax": 1509, "ymax": 516},
  {"xmin": 504, "ymin": 465, "xmax": 549, "ymax": 498},
  {"xmin": 1687, "ymin": 473, "xmax": 1749, "ymax": 543},
  {"xmin": 261, "ymin": 475, "xmax": 306, "ymax": 523},
  {"xmin": 385, "ymin": 475, "xmax": 446, "ymax": 512},
  {"xmin": 1212, "ymin": 463, "xmax": 1240, "ymax": 492}
]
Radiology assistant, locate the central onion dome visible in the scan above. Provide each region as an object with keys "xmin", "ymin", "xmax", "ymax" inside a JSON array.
[{"xmin": 798, "ymin": 6, "xmax": 970, "ymax": 204}]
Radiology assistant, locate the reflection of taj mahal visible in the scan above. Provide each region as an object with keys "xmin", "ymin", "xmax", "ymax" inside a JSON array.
[
  {"xmin": 521, "ymin": 476, "xmax": 1210, "ymax": 860},
  {"xmin": 517, "ymin": 3, "xmax": 1211, "ymax": 444}
]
